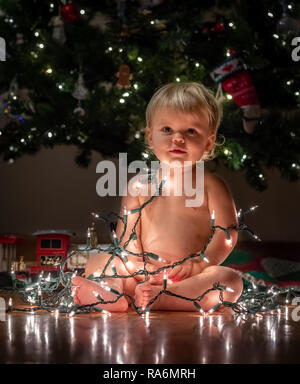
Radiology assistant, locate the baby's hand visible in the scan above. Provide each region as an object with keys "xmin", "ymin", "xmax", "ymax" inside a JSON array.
[
  {"xmin": 167, "ymin": 259, "xmax": 193, "ymax": 282},
  {"xmin": 147, "ymin": 265, "xmax": 165, "ymax": 285}
]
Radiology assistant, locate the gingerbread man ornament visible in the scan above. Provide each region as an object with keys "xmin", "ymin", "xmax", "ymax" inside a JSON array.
[{"xmin": 115, "ymin": 64, "xmax": 133, "ymax": 90}]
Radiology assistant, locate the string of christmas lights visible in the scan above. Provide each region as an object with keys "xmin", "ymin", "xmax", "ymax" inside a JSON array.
[{"xmin": 5, "ymin": 170, "xmax": 300, "ymax": 318}]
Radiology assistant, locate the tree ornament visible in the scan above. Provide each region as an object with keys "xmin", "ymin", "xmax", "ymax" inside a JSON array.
[
  {"xmin": 0, "ymin": 95, "xmax": 9, "ymax": 114},
  {"xmin": 115, "ymin": 64, "xmax": 133, "ymax": 90},
  {"xmin": 49, "ymin": 15, "xmax": 66, "ymax": 45},
  {"xmin": 211, "ymin": 55, "xmax": 261, "ymax": 134},
  {"xmin": 202, "ymin": 22, "xmax": 225, "ymax": 35},
  {"xmin": 0, "ymin": 96, "xmax": 11, "ymax": 130},
  {"xmin": 89, "ymin": 11, "xmax": 112, "ymax": 33},
  {"xmin": 0, "ymin": 78, "xmax": 35, "ymax": 122},
  {"xmin": 60, "ymin": 3, "xmax": 80, "ymax": 23},
  {"xmin": 72, "ymin": 73, "xmax": 89, "ymax": 117}
]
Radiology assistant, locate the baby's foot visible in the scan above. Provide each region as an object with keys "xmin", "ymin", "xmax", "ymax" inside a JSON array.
[
  {"xmin": 134, "ymin": 281, "xmax": 161, "ymax": 310},
  {"xmin": 72, "ymin": 276, "xmax": 128, "ymax": 312}
]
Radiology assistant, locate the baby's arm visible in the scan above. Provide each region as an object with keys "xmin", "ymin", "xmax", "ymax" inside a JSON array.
[
  {"xmin": 115, "ymin": 189, "xmax": 152, "ymax": 282},
  {"xmin": 191, "ymin": 173, "xmax": 238, "ymax": 275}
]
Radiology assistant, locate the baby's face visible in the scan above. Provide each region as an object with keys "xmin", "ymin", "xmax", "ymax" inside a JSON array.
[{"xmin": 146, "ymin": 108, "xmax": 216, "ymax": 166}]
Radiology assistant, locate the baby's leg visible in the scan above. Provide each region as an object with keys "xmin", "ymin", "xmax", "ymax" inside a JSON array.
[
  {"xmin": 72, "ymin": 252, "xmax": 137, "ymax": 312},
  {"xmin": 135, "ymin": 265, "xmax": 243, "ymax": 312}
]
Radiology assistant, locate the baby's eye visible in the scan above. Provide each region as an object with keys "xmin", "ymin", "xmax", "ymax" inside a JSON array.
[
  {"xmin": 162, "ymin": 126, "xmax": 172, "ymax": 133},
  {"xmin": 187, "ymin": 128, "xmax": 197, "ymax": 135}
]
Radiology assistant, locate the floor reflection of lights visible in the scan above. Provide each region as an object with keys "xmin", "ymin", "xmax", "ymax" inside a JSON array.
[
  {"xmin": 142, "ymin": 311, "xmax": 150, "ymax": 327},
  {"xmin": 116, "ymin": 352, "xmax": 123, "ymax": 364},
  {"xmin": 199, "ymin": 316, "xmax": 203, "ymax": 328},
  {"xmin": 8, "ymin": 316, "xmax": 12, "ymax": 343},
  {"xmin": 91, "ymin": 325, "xmax": 98, "ymax": 349},
  {"xmin": 217, "ymin": 315, "xmax": 223, "ymax": 331},
  {"xmin": 69, "ymin": 317, "xmax": 75, "ymax": 343},
  {"xmin": 285, "ymin": 306, "xmax": 289, "ymax": 320},
  {"xmin": 44, "ymin": 320, "xmax": 49, "ymax": 348}
]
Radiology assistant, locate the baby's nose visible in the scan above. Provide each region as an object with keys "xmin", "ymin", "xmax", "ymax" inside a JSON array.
[{"xmin": 172, "ymin": 133, "xmax": 184, "ymax": 143}]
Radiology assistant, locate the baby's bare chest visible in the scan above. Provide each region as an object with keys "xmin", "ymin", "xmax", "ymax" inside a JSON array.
[{"xmin": 139, "ymin": 192, "xmax": 211, "ymax": 258}]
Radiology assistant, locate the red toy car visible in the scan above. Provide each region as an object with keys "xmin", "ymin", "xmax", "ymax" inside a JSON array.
[{"xmin": 30, "ymin": 230, "xmax": 72, "ymax": 275}]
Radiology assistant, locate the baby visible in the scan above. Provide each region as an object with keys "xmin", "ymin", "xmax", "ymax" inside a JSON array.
[{"xmin": 72, "ymin": 82, "xmax": 243, "ymax": 312}]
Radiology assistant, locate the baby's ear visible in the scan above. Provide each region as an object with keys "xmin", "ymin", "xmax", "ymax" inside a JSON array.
[
  {"xmin": 205, "ymin": 133, "xmax": 216, "ymax": 152},
  {"xmin": 145, "ymin": 126, "xmax": 153, "ymax": 149}
]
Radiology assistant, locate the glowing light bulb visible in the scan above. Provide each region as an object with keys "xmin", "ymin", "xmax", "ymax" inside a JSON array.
[
  {"xmin": 126, "ymin": 260, "xmax": 134, "ymax": 269},
  {"xmin": 121, "ymin": 251, "xmax": 128, "ymax": 263},
  {"xmin": 210, "ymin": 210, "xmax": 215, "ymax": 227},
  {"xmin": 208, "ymin": 302, "xmax": 221, "ymax": 314},
  {"xmin": 135, "ymin": 181, "xmax": 143, "ymax": 189},
  {"xmin": 226, "ymin": 238, "xmax": 232, "ymax": 247},
  {"xmin": 163, "ymin": 271, "xmax": 167, "ymax": 289}
]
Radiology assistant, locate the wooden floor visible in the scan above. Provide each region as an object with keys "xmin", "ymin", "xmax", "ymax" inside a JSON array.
[{"xmin": 1, "ymin": 292, "xmax": 300, "ymax": 364}]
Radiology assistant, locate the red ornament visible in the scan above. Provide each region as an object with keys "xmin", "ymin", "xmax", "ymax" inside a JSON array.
[
  {"xmin": 202, "ymin": 22, "xmax": 225, "ymax": 35},
  {"xmin": 214, "ymin": 23, "xmax": 225, "ymax": 33},
  {"xmin": 60, "ymin": 3, "xmax": 80, "ymax": 23}
]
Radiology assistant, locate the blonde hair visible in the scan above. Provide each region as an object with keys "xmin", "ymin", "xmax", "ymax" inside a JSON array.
[
  {"xmin": 146, "ymin": 82, "xmax": 222, "ymax": 132},
  {"xmin": 145, "ymin": 82, "xmax": 223, "ymax": 161}
]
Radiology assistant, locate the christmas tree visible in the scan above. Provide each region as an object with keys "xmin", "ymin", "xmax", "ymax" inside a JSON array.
[{"xmin": 0, "ymin": 0, "xmax": 299, "ymax": 190}]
